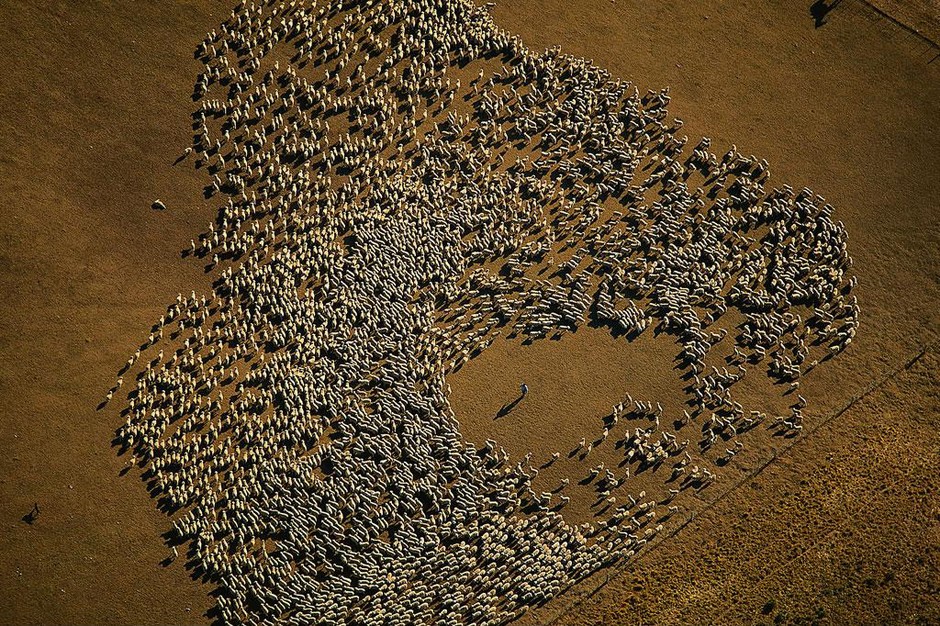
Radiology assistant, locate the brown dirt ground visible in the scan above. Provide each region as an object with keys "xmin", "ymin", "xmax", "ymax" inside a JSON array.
[
  {"xmin": 542, "ymin": 346, "xmax": 940, "ymax": 626},
  {"xmin": 869, "ymin": 0, "xmax": 940, "ymax": 44},
  {"xmin": 0, "ymin": 0, "xmax": 937, "ymax": 625}
]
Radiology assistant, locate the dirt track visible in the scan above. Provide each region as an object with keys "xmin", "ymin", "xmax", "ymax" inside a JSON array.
[{"xmin": 0, "ymin": 0, "xmax": 937, "ymax": 625}]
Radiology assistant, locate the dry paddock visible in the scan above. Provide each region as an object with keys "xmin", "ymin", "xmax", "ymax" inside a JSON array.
[{"xmin": 0, "ymin": 0, "xmax": 937, "ymax": 625}]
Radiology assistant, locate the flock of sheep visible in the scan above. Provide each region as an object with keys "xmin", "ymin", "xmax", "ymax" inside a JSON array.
[{"xmin": 111, "ymin": 0, "xmax": 859, "ymax": 623}]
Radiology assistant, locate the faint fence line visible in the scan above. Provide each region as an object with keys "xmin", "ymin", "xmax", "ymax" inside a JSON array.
[
  {"xmin": 838, "ymin": 0, "xmax": 940, "ymax": 63},
  {"xmin": 542, "ymin": 336, "xmax": 938, "ymax": 625}
]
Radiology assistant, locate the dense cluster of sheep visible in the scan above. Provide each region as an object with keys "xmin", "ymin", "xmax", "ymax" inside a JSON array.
[{"xmin": 111, "ymin": 0, "xmax": 858, "ymax": 623}]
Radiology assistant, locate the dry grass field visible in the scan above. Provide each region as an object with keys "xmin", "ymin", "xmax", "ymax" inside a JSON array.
[{"xmin": 0, "ymin": 0, "xmax": 937, "ymax": 624}]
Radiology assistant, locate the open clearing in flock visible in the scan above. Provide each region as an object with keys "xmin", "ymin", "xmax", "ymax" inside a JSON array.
[{"xmin": 0, "ymin": 0, "xmax": 937, "ymax": 625}]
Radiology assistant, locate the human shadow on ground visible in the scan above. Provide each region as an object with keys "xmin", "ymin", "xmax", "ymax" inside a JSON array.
[
  {"xmin": 810, "ymin": 0, "xmax": 842, "ymax": 28},
  {"xmin": 21, "ymin": 503, "xmax": 40, "ymax": 525},
  {"xmin": 495, "ymin": 393, "xmax": 524, "ymax": 420}
]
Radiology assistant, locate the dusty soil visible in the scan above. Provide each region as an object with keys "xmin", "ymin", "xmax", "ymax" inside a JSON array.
[
  {"xmin": 0, "ymin": 0, "xmax": 936, "ymax": 625},
  {"xmin": 0, "ymin": 2, "xmax": 219, "ymax": 624},
  {"xmin": 869, "ymin": 0, "xmax": 940, "ymax": 44},
  {"xmin": 544, "ymin": 346, "xmax": 940, "ymax": 626}
]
